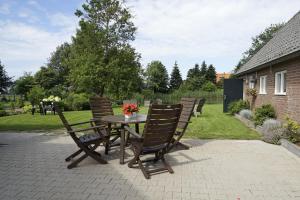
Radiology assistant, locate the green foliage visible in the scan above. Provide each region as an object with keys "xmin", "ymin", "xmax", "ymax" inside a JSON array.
[
  {"xmin": 206, "ymin": 64, "xmax": 217, "ymax": 84},
  {"xmin": 63, "ymin": 93, "xmax": 90, "ymax": 111},
  {"xmin": 14, "ymin": 72, "xmax": 35, "ymax": 99},
  {"xmin": 200, "ymin": 61, "xmax": 207, "ymax": 77},
  {"xmin": 284, "ymin": 116, "xmax": 300, "ymax": 143},
  {"xmin": 27, "ymin": 86, "xmax": 46, "ymax": 105},
  {"xmin": 16, "ymin": 97, "xmax": 24, "ymax": 108},
  {"xmin": 169, "ymin": 61, "xmax": 182, "ymax": 90},
  {"xmin": 234, "ymin": 23, "xmax": 285, "ymax": 73},
  {"xmin": 22, "ymin": 103, "xmax": 33, "ymax": 114},
  {"xmin": 202, "ymin": 81, "xmax": 217, "ymax": 92},
  {"xmin": 0, "ymin": 60, "xmax": 13, "ymax": 93},
  {"xmin": 254, "ymin": 104, "xmax": 276, "ymax": 126},
  {"xmin": 0, "ymin": 110, "xmax": 8, "ymax": 117},
  {"xmin": 228, "ymin": 100, "xmax": 250, "ymax": 115},
  {"xmin": 183, "ymin": 76, "xmax": 206, "ymax": 91},
  {"xmin": 187, "ymin": 63, "xmax": 201, "ymax": 80},
  {"xmin": 67, "ymin": 0, "xmax": 140, "ymax": 96},
  {"xmin": 146, "ymin": 61, "xmax": 169, "ymax": 93}
]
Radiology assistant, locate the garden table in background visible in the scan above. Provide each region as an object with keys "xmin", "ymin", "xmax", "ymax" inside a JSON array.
[{"xmin": 101, "ymin": 114, "xmax": 147, "ymax": 164}]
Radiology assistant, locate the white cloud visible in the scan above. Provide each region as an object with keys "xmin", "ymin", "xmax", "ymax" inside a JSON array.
[
  {"xmin": 127, "ymin": 0, "xmax": 300, "ymax": 77},
  {"xmin": 0, "ymin": 16, "xmax": 77, "ymax": 78}
]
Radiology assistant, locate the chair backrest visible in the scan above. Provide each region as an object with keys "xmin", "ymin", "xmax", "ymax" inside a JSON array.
[
  {"xmin": 89, "ymin": 96, "xmax": 114, "ymax": 126},
  {"xmin": 196, "ymin": 98, "xmax": 206, "ymax": 112},
  {"xmin": 54, "ymin": 104, "xmax": 72, "ymax": 132},
  {"xmin": 177, "ymin": 98, "xmax": 197, "ymax": 130},
  {"xmin": 143, "ymin": 104, "xmax": 182, "ymax": 147}
]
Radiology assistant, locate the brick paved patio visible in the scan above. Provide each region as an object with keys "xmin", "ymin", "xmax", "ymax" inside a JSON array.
[{"xmin": 1, "ymin": 132, "xmax": 300, "ymax": 200}]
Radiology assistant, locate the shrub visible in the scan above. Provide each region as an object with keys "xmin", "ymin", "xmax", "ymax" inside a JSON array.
[
  {"xmin": 254, "ymin": 104, "xmax": 276, "ymax": 126},
  {"xmin": 22, "ymin": 103, "xmax": 33, "ymax": 113},
  {"xmin": 239, "ymin": 109, "xmax": 252, "ymax": 120},
  {"xmin": 262, "ymin": 119, "xmax": 282, "ymax": 131},
  {"xmin": 262, "ymin": 127, "xmax": 285, "ymax": 145},
  {"xmin": 63, "ymin": 93, "xmax": 90, "ymax": 111},
  {"xmin": 0, "ymin": 110, "xmax": 8, "ymax": 117},
  {"xmin": 284, "ymin": 116, "xmax": 300, "ymax": 143},
  {"xmin": 228, "ymin": 100, "xmax": 250, "ymax": 115},
  {"xmin": 16, "ymin": 98, "xmax": 24, "ymax": 108},
  {"xmin": 201, "ymin": 82, "xmax": 217, "ymax": 92}
]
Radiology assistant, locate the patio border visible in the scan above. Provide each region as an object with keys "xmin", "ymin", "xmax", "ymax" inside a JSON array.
[{"xmin": 280, "ymin": 138, "xmax": 300, "ymax": 157}]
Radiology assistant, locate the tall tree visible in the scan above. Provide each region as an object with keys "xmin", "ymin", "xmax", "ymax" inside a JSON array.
[
  {"xmin": 0, "ymin": 60, "xmax": 12, "ymax": 93},
  {"xmin": 200, "ymin": 61, "xmax": 207, "ymax": 77},
  {"xmin": 34, "ymin": 66, "xmax": 59, "ymax": 90},
  {"xmin": 234, "ymin": 23, "xmax": 285, "ymax": 73},
  {"xmin": 169, "ymin": 61, "xmax": 183, "ymax": 90},
  {"xmin": 206, "ymin": 64, "xmax": 217, "ymax": 84},
  {"xmin": 146, "ymin": 61, "xmax": 169, "ymax": 93},
  {"xmin": 67, "ymin": 0, "xmax": 140, "ymax": 96},
  {"xmin": 186, "ymin": 64, "xmax": 200, "ymax": 80},
  {"xmin": 14, "ymin": 72, "xmax": 35, "ymax": 99}
]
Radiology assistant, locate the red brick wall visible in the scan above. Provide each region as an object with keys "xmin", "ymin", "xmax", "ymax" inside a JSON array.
[{"xmin": 240, "ymin": 57, "xmax": 300, "ymax": 123}]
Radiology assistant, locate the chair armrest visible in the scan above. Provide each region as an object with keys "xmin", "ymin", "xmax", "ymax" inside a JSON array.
[
  {"xmin": 69, "ymin": 120, "xmax": 94, "ymax": 127},
  {"xmin": 179, "ymin": 120, "xmax": 191, "ymax": 124},
  {"xmin": 124, "ymin": 126, "xmax": 142, "ymax": 138},
  {"xmin": 68, "ymin": 125, "xmax": 105, "ymax": 133}
]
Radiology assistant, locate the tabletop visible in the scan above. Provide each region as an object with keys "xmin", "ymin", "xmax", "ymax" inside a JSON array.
[{"xmin": 101, "ymin": 114, "xmax": 147, "ymax": 124}]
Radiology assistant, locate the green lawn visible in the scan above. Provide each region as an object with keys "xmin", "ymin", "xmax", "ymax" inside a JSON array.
[{"xmin": 0, "ymin": 104, "xmax": 260, "ymax": 139}]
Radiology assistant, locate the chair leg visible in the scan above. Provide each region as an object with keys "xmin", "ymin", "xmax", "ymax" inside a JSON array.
[
  {"xmin": 65, "ymin": 149, "xmax": 83, "ymax": 162},
  {"xmin": 67, "ymin": 154, "xmax": 88, "ymax": 169},
  {"xmin": 138, "ymin": 159, "xmax": 150, "ymax": 179},
  {"xmin": 161, "ymin": 155, "xmax": 174, "ymax": 174},
  {"xmin": 177, "ymin": 142, "xmax": 190, "ymax": 150}
]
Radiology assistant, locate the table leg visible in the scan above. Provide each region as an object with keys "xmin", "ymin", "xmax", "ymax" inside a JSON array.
[
  {"xmin": 105, "ymin": 123, "xmax": 111, "ymax": 155},
  {"xmin": 120, "ymin": 124, "xmax": 125, "ymax": 164},
  {"xmin": 135, "ymin": 123, "xmax": 139, "ymax": 134}
]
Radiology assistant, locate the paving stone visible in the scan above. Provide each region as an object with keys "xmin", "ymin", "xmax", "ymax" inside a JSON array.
[{"xmin": 1, "ymin": 133, "xmax": 300, "ymax": 200}]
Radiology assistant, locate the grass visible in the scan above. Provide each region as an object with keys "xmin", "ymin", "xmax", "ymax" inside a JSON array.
[{"xmin": 0, "ymin": 104, "xmax": 260, "ymax": 140}]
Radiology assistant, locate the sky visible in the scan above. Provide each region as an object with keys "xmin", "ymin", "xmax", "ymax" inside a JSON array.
[{"xmin": 1, "ymin": 0, "xmax": 300, "ymax": 80}]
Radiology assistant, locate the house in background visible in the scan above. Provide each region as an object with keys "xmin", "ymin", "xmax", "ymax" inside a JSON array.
[
  {"xmin": 216, "ymin": 72, "xmax": 231, "ymax": 82},
  {"xmin": 235, "ymin": 11, "xmax": 300, "ymax": 123}
]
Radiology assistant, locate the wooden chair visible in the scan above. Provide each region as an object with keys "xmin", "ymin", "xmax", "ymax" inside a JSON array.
[
  {"xmin": 194, "ymin": 98, "xmax": 206, "ymax": 117},
  {"xmin": 168, "ymin": 97, "xmax": 196, "ymax": 151},
  {"xmin": 125, "ymin": 104, "xmax": 182, "ymax": 179},
  {"xmin": 89, "ymin": 96, "xmax": 121, "ymax": 154},
  {"xmin": 55, "ymin": 104, "xmax": 109, "ymax": 169}
]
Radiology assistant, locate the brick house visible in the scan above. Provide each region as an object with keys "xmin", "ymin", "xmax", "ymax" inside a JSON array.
[{"xmin": 235, "ymin": 11, "xmax": 300, "ymax": 123}]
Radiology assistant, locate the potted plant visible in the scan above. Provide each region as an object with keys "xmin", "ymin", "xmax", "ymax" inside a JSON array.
[{"xmin": 122, "ymin": 103, "xmax": 139, "ymax": 119}]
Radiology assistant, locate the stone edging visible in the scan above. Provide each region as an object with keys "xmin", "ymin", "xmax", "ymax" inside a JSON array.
[{"xmin": 280, "ymin": 139, "xmax": 300, "ymax": 157}]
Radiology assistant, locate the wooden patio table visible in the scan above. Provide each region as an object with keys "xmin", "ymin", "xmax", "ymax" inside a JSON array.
[{"xmin": 101, "ymin": 114, "xmax": 147, "ymax": 164}]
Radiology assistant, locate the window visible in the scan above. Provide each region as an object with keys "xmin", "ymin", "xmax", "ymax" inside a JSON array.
[
  {"xmin": 275, "ymin": 71, "xmax": 287, "ymax": 95},
  {"xmin": 259, "ymin": 76, "xmax": 267, "ymax": 94},
  {"xmin": 249, "ymin": 76, "xmax": 255, "ymax": 89}
]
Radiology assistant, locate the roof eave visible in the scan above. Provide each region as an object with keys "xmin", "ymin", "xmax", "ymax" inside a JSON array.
[{"xmin": 236, "ymin": 50, "xmax": 300, "ymax": 76}]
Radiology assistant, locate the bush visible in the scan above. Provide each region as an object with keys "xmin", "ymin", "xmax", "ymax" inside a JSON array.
[
  {"xmin": 201, "ymin": 82, "xmax": 217, "ymax": 92},
  {"xmin": 228, "ymin": 100, "xmax": 250, "ymax": 115},
  {"xmin": 22, "ymin": 103, "xmax": 33, "ymax": 113},
  {"xmin": 284, "ymin": 116, "xmax": 300, "ymax": 143},
  {"xmin": 0, "ymin": 110, "xmax": 8, "ymax": 117},
  {"xmin": 239, "ymin": 109, "xmax": 252, "ymax": 120},
  {"xmin": 254, "ymin": 104, "xmax": 276, "ymax": 126},
  {"xmin": 63, "ymin": 93, "xmax": 90, "ymax": 111},
  {"xmin": 16, "ymin": 98, "xmax": 24, "ymax": 108}
]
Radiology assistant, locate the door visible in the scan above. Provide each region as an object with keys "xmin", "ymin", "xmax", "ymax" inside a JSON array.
[{"xmin": 223, "ymin": 79, "xmax": 243, "ymax": 112}]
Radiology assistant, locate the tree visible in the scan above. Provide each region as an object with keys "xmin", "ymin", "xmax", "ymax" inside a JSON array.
[
  {"xmin": 206, "ymin": 64, "xmax": 217, "ymax": 84},
  {"xmin": 34, "ymin": 66, "xmax": 59, "ymax": 90},
  {"xmin": 169, "ymin": 61, "xmax": 182, "ymax": 90},
  {"xmin": 200, "ymin": 61, "xmax": 207, "ymax": 77},
  {"xmin": 0, "ymin": 60, "xmax": 13, "ymax": 93},
  {"xmin": 186, "ymin": 64, "xmax": 200, "ymax": 80},
  {"xmin": 68, "ymin": 0, "xmax": 141, "ymax": 96},
  {"xmin": 27, "ymin": 86, "xmax": 46, "ymax": 105},
  {"xmin": 146, "ymin": 61, "xmax": 169, "ymax": 93},
  {"xmin": 234, "ymin": 23, "xmax": 285, "ymax": 73},
  {"xmin": 14, "ymin": 72, "xmax": 35, "ymax": 99}
]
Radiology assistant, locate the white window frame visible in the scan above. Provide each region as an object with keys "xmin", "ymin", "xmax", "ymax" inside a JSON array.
[
  {"xmin": 274, "ymin": 71, "xmax": 287, "ymax": 95},
  {"xmin": 259, "ymin": 75, "xmax": 267, "ymax": 94}
]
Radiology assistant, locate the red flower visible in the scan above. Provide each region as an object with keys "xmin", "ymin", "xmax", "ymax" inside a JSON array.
[{"xmin": 123, "ymin": 103, "xmax": 139, "ymax": 115}]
